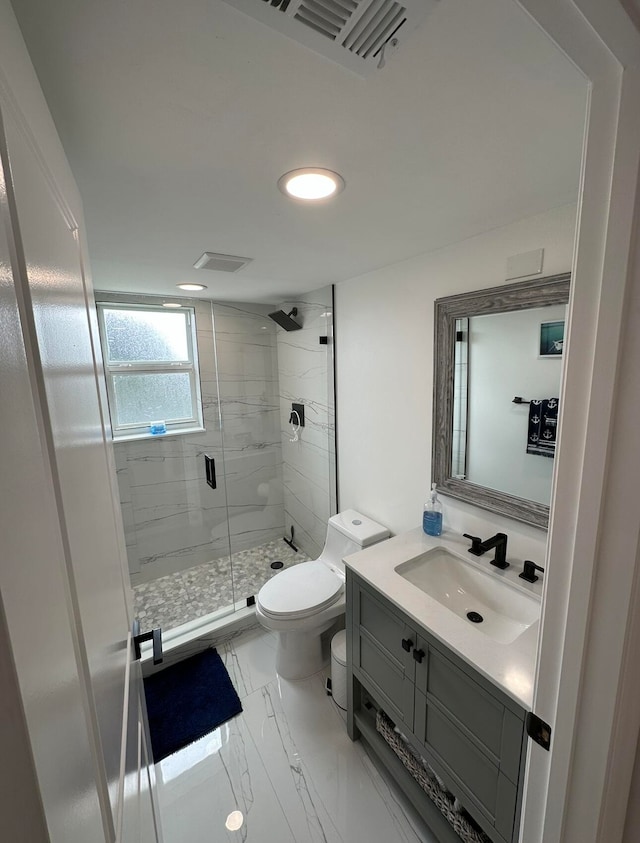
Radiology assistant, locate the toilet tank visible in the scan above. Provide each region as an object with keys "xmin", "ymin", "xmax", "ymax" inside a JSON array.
[{"xmin": 320, "ymin": 509, "xmax": 390, "ymax": 574}]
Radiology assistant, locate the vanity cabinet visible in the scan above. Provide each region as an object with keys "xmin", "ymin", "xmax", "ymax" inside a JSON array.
[
  {"xmin": 347, "ymin": 571, "xmax": 528, "ymax": 843},
  {"xmin": 351, "ymin": 575, "xmax": 416, "ymax": 728}
]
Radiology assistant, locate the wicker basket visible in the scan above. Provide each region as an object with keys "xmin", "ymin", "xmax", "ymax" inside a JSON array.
[{"xmin": 375, "ymin": 709, "xmax": 491, "ymax": 843}]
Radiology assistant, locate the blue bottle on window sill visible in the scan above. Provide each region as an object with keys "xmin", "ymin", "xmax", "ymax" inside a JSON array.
[
  {"xmin": 423, "ymin": 483, "xmax": 443, "ymax": 537},
  {"xmin": 149, "ymin": 421, "xmax": 167, "ymax": 435}
]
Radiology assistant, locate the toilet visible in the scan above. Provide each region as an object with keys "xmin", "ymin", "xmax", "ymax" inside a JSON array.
[{"xmin": 256, "ymin": 509, "xmax": 389, "ymax": 679}]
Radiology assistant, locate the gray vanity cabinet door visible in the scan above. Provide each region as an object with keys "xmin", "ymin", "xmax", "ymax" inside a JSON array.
[
  {"xmin": 416, "ymin": 640, "xmax": 525, "ymax": 780},
  {"xmin": 426, "ymin": 647, "xmax": 506, "ymax": 764},
  {"xmin": 413, "ymin": 639, "xmax": 525, "ymax": 842},
  {"xmin": 415, "ymin": 691, "xmax": 519, "ymax": 842},
  {"xmin": 352, "ymin": 581, "xmax": 415, "ymax": 728}
]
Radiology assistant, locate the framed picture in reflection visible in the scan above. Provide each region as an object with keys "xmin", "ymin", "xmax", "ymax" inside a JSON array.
[{"xmin": 539, "ymin": 320, "xmax": 564, "ymax": 357}]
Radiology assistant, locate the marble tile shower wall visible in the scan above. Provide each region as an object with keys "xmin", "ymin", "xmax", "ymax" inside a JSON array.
[
  {"xmin": 277, "ymin": 288, "xmax": 335, "ymax": 560},
  {"xmin": 106, "ymin": 294, "xmax": 284, "ymax": 586}
]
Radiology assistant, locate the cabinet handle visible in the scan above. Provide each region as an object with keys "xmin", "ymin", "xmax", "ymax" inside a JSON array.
[
  {"xmin": 401, "ymin": 638, "xmax": 414, "ymax": 652},
  {"xmin": 412, "ymin": 648, "xmax": 425, "ymax": 663}
]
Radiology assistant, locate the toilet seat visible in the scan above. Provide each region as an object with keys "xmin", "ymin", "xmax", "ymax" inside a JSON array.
[{"xmin": 257, "ymin": 561, "xmax": 343, "ymax": 620}]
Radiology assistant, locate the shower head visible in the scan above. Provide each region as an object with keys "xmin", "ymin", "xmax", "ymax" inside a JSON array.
[{"xmin": 268, "ymin": 307, "xmax": 302, "ymax": 331}]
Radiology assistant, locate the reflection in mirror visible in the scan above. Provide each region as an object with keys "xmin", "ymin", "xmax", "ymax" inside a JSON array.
[
  {"xmin": 452, "ymin": 318, "xmax": 469, "ymax": 480},
  {"xmin": 433, "ymin": 273, "xmax": 570, "ymax": 528},
  {"xmin": 454, "ymin": 304, "xmax": 567, "ymax": 504}
]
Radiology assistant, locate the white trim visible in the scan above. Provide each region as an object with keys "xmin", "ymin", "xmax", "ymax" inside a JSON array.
[
  {"xmin": 114, "ymin": 631, "xmax": 132, "ymax": 843},
  {"xmin": 0, "ymin": 64, "xmax": 78, "ymax": 231},
  {"xmin": 514, "ymin": 2, "xmax": 640, "ymax": 843},
  {"xmin": 139, "ymin": 605, "xmax": 257, "ymax": 665},
  {"xmin": 0, "ymin": 96, "xmax": 117, "ymax": 842},
  {"xmin": 112, "ymin": 425, "xmax": 206, "ymax": 444},
  {"xmin": 570, "ymin": 72, "xmax": 640, "ymax": 842}
]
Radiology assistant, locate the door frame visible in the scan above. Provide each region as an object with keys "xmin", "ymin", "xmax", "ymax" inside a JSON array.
[
  {"xmin": 512, "ymin": 2, "xmax": 640, "ymax": 842},
  {"xmin": 0, "ymin": 1, "xmax": 163, "ymax": 838},
  {"xmin": 3, "ymin": 0, "xmax": 640, "ymax": 840}
]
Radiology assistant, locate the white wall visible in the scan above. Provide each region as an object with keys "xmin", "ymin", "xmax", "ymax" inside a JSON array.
[
  {"xmin": 467, "ymin": 303, "xmax": 567, "ymax": 503},
  {"xmin": 336, "ymin": 202, "xmax": 576, "ymax": 564}
]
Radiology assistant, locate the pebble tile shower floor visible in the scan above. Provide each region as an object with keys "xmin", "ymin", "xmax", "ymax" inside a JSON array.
[{"xmin": 133, "ymin": 539, "xmax": 311, "ymax": 631}]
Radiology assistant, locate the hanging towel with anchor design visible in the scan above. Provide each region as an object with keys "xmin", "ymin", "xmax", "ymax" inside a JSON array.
[{"xmin": 527, "ymin": 398, "xmax": 559, "ymax": 458}]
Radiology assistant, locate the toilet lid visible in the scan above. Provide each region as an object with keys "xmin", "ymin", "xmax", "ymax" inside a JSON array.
[{"xmin": 257, "ymin": 561, "xmax": 343, "ymax": 619}]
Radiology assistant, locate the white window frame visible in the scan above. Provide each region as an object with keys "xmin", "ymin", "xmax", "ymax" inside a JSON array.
[{"xmin": 96, "ymin": 301, "xmax": 204, "ymax": 440}]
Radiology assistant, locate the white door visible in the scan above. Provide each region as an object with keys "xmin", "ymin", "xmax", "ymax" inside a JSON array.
[
  {"xmin": 120, "ymin": 652, "xmax": 164, "ymax": 843},
  {"xmin": 0, "ymin": 52, "xmax": 162, "ymax": 843}
]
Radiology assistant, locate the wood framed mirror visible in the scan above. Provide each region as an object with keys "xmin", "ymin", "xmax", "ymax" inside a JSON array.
[{"xmin": 432, "ymin": 272, "xmax": 570, "ymax": 528}]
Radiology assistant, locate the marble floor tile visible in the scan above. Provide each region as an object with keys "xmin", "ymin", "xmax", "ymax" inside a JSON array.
[
  {"xmin": 219, "ymin": 626, "xmax": 278, "ymax": 700},
  {"xmin": 244, "ymin": 677, "xmax": 431, "ymax": 843},
  {"xmin": 154, "ymin": 627, "xmax": 438, "ymax": 843},
  {"xmin": 155, "ymin": 716, "xmax": 298, "ymax": 843}
]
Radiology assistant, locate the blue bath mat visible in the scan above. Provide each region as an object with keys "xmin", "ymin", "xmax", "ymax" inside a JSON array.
[{"xmin": 144, "ymin": 648, "xmax": 242, "ymax": 762}]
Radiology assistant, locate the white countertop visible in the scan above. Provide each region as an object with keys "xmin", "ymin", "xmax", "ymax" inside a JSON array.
[{"xmin": 344, "ymin": 527, "xmax": 542, "ymax": 710}]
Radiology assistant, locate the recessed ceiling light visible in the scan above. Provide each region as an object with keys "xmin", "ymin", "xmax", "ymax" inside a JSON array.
[
  {"xmin": 162, "ymin": 302, "xmax": 182, "ymax": 308},
  {"xmin": 278, "ymin": 168, "xmax": 345, "ymax": 201},
  {"xmin": 177, "ymin": 283, "xmax": 207, "ymax": 292}
]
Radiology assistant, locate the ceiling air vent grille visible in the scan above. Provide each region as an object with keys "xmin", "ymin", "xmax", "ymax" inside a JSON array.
[
  {"xmin": 225, "ymin": 0, "xmax": 438, "ymax": 77},
  {"xmin": 193, "ymin": 252, "xmax": 253, "ymax": 273},
  {"xmin": 342, "ymin": 1, "xmax": 406, "ymax": 59},
  {"xmin": 293, "ymin": 0, "xmax": 359, "ymax": 41},
  {"xmin": 261, "ymin": 0, "xmax": 292, "ymax": 10}
]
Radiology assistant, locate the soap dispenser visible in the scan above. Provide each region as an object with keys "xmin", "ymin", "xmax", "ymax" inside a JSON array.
[{"xmin": 423, "ymin": 483, "xmax": 443, "ymax": 537}]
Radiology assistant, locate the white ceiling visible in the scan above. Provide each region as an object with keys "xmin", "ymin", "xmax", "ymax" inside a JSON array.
[{"xmin": 12, "ymin": 0, "xmax": 587, "ymax": 303}]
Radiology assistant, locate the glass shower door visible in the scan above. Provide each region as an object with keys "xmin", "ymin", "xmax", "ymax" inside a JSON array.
[
  {"xmin": 213, "ymin": 302, "xmax": 286, "ymax": 609},
  {"xmin": 214, "ymin": 286, "xmax": 336, "ymax": 610},
  {"xmin": 106, "ymin": 294, "xmax": 236, "ymax": 633}
]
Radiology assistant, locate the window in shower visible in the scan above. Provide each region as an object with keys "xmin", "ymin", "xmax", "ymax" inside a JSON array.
[{"xmin": 97, "ymin": 302, "xmax": 204, "ymax": 439}]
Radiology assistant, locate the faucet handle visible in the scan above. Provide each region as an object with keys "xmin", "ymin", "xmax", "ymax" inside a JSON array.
[
  {"xmin": 463, "ymin": 533, "xmax": 484, "ymax": 556},
  {"xmin": 519, "ymin": 560, "xmax": 545, "ymax": 583}
]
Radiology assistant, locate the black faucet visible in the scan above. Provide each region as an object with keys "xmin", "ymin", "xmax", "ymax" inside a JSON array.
[
  {"xmin": 463, "ymin": 532, "xmax": 509, "ymax": 569},
  {"xmin": 519, "ymin": 560, "xmax": 544, "ymax": 583}
]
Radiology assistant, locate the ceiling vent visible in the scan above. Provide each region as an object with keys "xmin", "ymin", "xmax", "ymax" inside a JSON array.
[
  {"xmin": 193, "ymin": 252, "xmax": 253, "ymax": 272},
  {"xmin": 224, "ymin": 0, "xmax": 438, "ymax": 77}
]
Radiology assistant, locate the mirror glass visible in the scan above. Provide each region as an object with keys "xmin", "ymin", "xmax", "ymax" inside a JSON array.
[{"xmin": 433, "ymin": 273, "xmax": 570, "ymax": 527}]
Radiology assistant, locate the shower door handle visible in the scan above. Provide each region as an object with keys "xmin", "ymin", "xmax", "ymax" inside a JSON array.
[
  {"xmin": 205, "ymin": 454, "xmax": 216, "ymax": 489},
  {"xmin": 133, "ymin": 619, "xmax": 163, "ymax": 665}
]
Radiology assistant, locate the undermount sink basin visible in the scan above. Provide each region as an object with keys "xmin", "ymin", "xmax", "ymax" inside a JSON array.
[{"xmin": 395, "ymin": 547, "xmax": 540, "ymax": 645}]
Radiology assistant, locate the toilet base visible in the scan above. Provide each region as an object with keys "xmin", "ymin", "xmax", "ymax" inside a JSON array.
[{"xmin": 274, "ymin": 627, "xmax": 331, "ymax": 680}]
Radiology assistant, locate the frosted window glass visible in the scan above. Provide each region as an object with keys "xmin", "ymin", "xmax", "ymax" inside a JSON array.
[
  {"xmin": 103, "ymin": 308, "xmax": 189, "ymax": 363},
  {"xmin": 113, "ymin": 373, "xmax": 194, "ymax": 426}
]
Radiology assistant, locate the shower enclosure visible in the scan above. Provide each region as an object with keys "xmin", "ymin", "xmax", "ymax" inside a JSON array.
[{"xmin": 100, "ymin": 286, "xmax": 336, "ymax": 636}]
